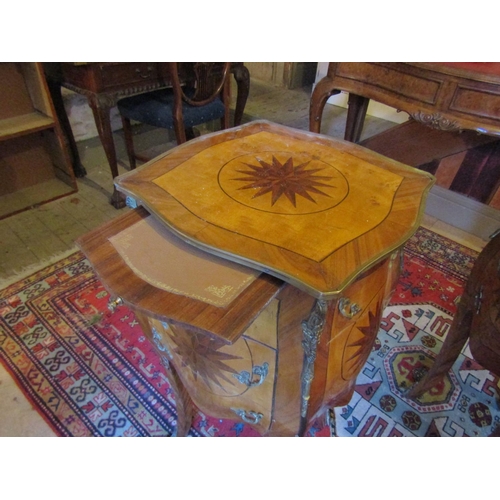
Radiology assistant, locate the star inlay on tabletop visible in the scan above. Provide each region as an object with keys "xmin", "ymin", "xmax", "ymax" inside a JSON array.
[{"xmin": 232, "ymin": 156, "xmax": 334, "ymax": 207}]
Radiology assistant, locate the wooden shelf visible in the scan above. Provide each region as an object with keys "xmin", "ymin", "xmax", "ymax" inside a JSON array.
[
  {"xmin": 0, "ymin": 62, "xmax": 76, "ymax": 218},
  {"xmin": 0, "ymin": 112, "xmax": 54, "ymax": 141}
]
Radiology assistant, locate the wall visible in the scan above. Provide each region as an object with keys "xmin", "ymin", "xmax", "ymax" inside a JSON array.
[
  {"xmin": 62, "ymin": 88, "xmax": 123, "ymax": 142},
  {"xmin": 245, "ymin": 62, "xmax": 317, "ymax": 89}
]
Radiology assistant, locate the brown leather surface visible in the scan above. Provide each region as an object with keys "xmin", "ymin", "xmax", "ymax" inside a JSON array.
[{"xmin": 109, "ymin": 215, "xmax": 259, "ymax": 307}]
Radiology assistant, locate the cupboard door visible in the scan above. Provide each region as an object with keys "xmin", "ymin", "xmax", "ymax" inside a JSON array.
[{"xmin": 99, "ymin": 63, "xmax": 160, "ymax": 89}]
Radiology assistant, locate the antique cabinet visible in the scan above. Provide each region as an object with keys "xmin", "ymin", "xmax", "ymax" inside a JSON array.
[{"xmin": 77, "ymin": 121, "xmax": 434, "ymax": 436}]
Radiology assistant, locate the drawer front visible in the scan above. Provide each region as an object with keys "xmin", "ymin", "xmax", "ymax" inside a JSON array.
[
  {"xmin": 340, "ymin": 286, "xmax": 385, "ymax": 380},
  {"xmin": 98, "ymin": 63, "xmax": 160, "ymax": 90},
  {"xmin": 326, "ymin": 254, "xmax": 397, "ymax": 388},
  {"xmin": 335, "ymin": 62, "xmax": 442, "ymax": 106},
  {"xmin": 450, "ymin": 85, "xmax": 500, "ymax": 122},
  {"xmin": 337, "ymin": 254, "xmax": 395, "ymax": 324},
  {"xmin": 147, "ymin": 299, "xmax": 279, "ymax": 432}
]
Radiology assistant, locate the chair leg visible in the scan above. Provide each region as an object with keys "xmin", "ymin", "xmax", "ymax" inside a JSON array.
[
  {"xmin": 121, "ymin": 116, "xmax": 137, "ymax": 170},
  {"xmin": 173, "ymin": 116, "xmax": 187, "ymax": 144},
  {"xmin": 222, "ymin": 106, "xmax": 230, "ymax": 130},
  {"xmin": 407, "ymin": 305, "xmax": 473, "ymax": 399},
  {"xmin": 185, "ymin": 127, "xmax": 198, "ymax": 141},
  {"xmin": 222, "ymin": 78, "xmax": 231, "ymax": 130}
]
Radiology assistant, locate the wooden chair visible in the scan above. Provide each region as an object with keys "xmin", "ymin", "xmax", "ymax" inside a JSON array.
[
  {"xmin": 408, "ymin": 230, "xmax": 500, "ymax": 405},
  {"xmin": 117, "ymin": 62, "xmax": 231, "ymax": 169}
]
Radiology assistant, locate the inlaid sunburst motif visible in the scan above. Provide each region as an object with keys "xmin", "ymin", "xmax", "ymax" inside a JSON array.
[
  {"xmin": 168, "ymin": 326, "xmax": 242, "ymax": 391},
  {"xmin": 343, "ymin": 303, "xmax": 383, "ymax": 378},
  {"xmin": 232, "ymin": 156, "xmax": 334, "ymax": 207}
]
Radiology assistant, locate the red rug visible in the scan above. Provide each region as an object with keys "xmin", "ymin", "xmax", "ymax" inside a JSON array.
[{"xmin": 1, "ymin": 227, "xmax": 498, "ymax": 436}]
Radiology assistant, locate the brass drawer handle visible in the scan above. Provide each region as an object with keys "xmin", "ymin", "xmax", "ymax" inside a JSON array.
[
  {"xmin": 234, "ymin": 362, "xmax": 269, "ymax": 387},
  {"xmin": 152, "ymin": 328, "xmax": 173, "ymax": 359},
  {"xmin": 231, "ymin": 408, "xmax": 263, "ymax": 425},
  {"xmin": 338, "ymin": 297, "xmax": 361, "ymax": 319},
  {"xmin": 107, "ymin": 297, "xmax": 123, "ymax": 312}
]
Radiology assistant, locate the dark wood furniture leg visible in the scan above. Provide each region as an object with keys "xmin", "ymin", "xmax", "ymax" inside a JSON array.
[
  {"xmin": 120, "ymin": 116, "xmax": 137, "ymax": 171},
  {"xmin": 407, "ymin": 299, "xmax": 472, "ymax": 398},
  {"xmin": 309, "ymin": 77, "xmax": 340, "ymax": 134},
  {"xmin": 231, "ymin": 63, "xmax": 250, "ymax": 126},
  {"xmin": 46, "ymin": 79, "xmax": 87, "ymax": 178},
  {"xmin": 310, "ymin": 83, "xmax": 368, "ymax": 143},
  {"xmin": 88, "ymin": 95, "xmax": 127, "ymax": 209},
  {"xmin": 345, "ymin": 93, "xmax": 370, "ymax": 143}
]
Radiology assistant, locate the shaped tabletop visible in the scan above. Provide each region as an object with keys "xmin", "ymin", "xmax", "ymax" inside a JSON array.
[{"xmin": 115, "ymin": 121, "xmax": 434, "ymax": 298}]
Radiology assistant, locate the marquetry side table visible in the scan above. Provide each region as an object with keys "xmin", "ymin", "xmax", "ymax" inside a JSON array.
[{"xmin": 77, "ymin": 121, "xmax": 434, "ymax": 436}]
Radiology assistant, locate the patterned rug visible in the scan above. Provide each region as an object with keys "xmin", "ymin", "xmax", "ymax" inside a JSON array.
[
  {"xmin": 333, "ymin": 228, "xmax": 500, "ymax": 437},
  {"xmin": 1, "ymin": 227, "xmax": 499, "ymax": 437}
]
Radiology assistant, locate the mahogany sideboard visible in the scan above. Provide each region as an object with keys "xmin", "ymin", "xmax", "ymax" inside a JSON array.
[
  {"xmin": 310, "ymin": 62, "xmax": 500, "ymax": 143},
  {"xmin": 44, "ymin": 62, "xmax": 250, "ymax": 208},
  {"xmin": 77, "ymin": 121, "xmax": 434, "ymax": 436}
]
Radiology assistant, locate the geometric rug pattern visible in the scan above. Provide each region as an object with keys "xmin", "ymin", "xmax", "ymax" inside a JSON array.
[
  {"xmin": 1, "ymin": 227, "xmax": 499, "ymax": 436},
  {"xmin": 333, "ymin": 227, "xmax": 500, "ymax": 437}
]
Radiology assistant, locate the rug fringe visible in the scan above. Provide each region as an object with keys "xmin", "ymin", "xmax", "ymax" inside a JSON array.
[{"xmin": 0, "ymin": 246, "xmax": 79, "ymax": 290}]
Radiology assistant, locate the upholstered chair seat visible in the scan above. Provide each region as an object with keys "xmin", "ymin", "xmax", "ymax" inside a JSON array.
[
  {"xmin": 116, "ymin": 62, "xmax": 231, "ymax": 169},
  {"xmin": 117, "ymin": 88, "xmax": 226, "ymax": 130}
]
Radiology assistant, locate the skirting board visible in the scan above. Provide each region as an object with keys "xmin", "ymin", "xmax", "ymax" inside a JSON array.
[{"xmin": 425, "ymin": 185, "xmax": 500, "ymax": 240}]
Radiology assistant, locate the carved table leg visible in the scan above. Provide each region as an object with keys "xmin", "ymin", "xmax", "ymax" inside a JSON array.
[
  {"xmin": 120, "ymin": 116, "xmax": 137, "ymax": 171},
  {"xmin": 309, "ymin": 76, "xmax": 341, "ymax": 134},
  {"xmin": 231, "ymin": 63, "xmax": 250, "ymax": 126},
  {"xmin": 345, "ymin": 93, "xmax": 370, "ymax": 143},
  {"xmin": 46, "ymin": 79, "xmax": 87, "ymax": 178},
  {"xmin": 88, "ymin": 94, "xmax": 127, "ymax": 209},
  {"xmin": 297, "ymin": 299, "xmax": 328, "ymax": 436}
]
